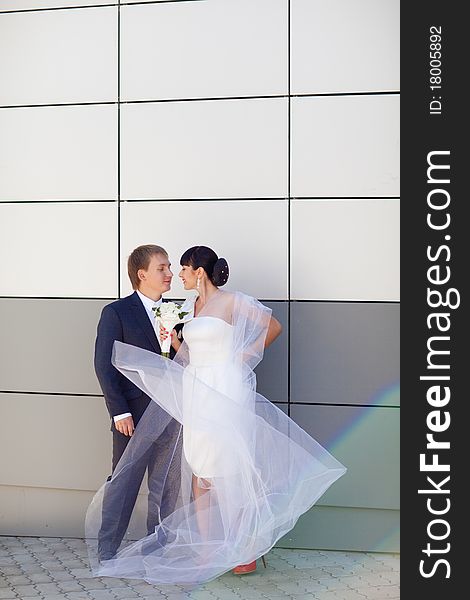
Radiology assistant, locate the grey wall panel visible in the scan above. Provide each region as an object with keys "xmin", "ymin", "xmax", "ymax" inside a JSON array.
[
  {"xmin": 0, "ymin": 485, "xmax": 94, "ymax": 538},
  {"xmin": 0, "ymin": 299, "xmax": 110, "ymax": 395},
  {"xmin": 279, "ymin": 505, "xmax": 399, "ymax": 553},
  {"xmin": 0, "ymin": 295, "xmax": 289, "ymax": 404},
  {"xmin": 255, "ymin": 302, "xmax": 288, "ymax": 403},
  {"xmin": 291, "ymin": 405, "xmax": 399, "ymax": 510},
  {"xmin": 0, "ymin": 486, "xmax": 398, "ymax": 550},
  {"xmin": 0, "ymin": 393, "xmax": 111, "ymax": 491},
  {"xmin": 291, "ymin": 302, "xmax": 399, "ymax": 407}
]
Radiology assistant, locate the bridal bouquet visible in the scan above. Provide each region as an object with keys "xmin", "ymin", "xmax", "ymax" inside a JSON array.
[{"xmin": 153, "ymin": 299, "xmax": 193, "ymax": 357}]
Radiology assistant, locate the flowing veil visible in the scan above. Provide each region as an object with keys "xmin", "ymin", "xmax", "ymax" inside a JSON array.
[{"xmin": 85, "ymin": 291, "xmax": 346, "ymax": 585}]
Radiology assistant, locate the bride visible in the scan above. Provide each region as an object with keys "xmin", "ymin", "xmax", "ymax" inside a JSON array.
[{"xmin": 86, "ymin": 246, "xmax": 346, "ymax": 585}]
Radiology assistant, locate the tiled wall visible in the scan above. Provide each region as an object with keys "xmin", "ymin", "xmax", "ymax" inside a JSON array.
[{"xmin": 0, "ymin": 0, "xmax": 399, "ymax": 551}]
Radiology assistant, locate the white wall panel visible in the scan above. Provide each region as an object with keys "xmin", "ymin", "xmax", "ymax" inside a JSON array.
[
  {"xmin": 291, "ymin": 199, "xmax": 399, "ymax": 301},
  {"xmin": 291, "ymin": 0, "xmax": 399, "ymax": 94},
  {"xmin": 120, "ymin": 98, "xmax": 287, "ymax": 200},
  {"xmin": 0, "ymin": 393, "xmax": 111, "ymax": 491},
  {"xmin": 0, "ymin": 105, "xmax": 117, "ymax": 201},
  {"xmin": 291, "ymin": 95, "xmax": 399, "ymax": 197},
  {"xmin": 121, "ymin": 0, "xmax": 287, "ymax": 101},
  {"xmin": 0, "ymin": 6, "xmax": 117, "ymax": 106},
  {"xmin": 120, "ymin": 200, "xmax": 288, "ymax": 299},
  {"xmin": 0, "ymin": 202, "xmax": 118, "ymax": 297},
  {"xmin": 0, "ymin": 1, "xmax": 116, "ymax": 10}
]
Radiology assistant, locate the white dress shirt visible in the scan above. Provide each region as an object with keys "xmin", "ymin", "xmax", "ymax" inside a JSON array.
[{"xmin": 113, "ymin": 292, "xmax": 162, "ymax": 423}]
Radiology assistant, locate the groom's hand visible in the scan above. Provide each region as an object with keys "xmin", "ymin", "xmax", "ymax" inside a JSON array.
[{"xmin": 115, "ymin": 416, "xmax": 135, "ymax": 436}]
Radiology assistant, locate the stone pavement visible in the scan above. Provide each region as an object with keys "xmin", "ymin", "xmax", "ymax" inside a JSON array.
[{"xmin": 0, "ymin": 537, "xmax": 399, "ymax": 600}]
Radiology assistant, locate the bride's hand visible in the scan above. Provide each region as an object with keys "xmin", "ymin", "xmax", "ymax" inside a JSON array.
[
  {"xmin": 159, "ymin": 323, "xmax": 169, "ymax": 343},
  {"xmin": 160, "ymin": 325, "xmax": 181, "ymax": 352}
]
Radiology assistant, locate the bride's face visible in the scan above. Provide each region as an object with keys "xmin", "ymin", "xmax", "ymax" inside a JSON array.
[{"xmin": 179, "ymin": 264, "xmax": 198, "ymax": 290}]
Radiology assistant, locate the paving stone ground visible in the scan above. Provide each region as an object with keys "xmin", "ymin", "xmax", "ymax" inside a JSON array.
[{"xmin": 0, "ymin": 537, "xmax": 399, "ymax": 599}]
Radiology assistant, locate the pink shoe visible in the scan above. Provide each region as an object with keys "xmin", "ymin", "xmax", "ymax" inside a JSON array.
[
  {"xmin": 232, "ymin": 556, "xmax": 266, "ymax": 574},
  {"xmin": 233, "ymin": 560, "xmax": 257, "ymax": 574}
]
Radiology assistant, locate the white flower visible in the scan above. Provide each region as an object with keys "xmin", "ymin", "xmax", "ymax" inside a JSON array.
[{"xmin": 157, "ymin": 302, "xmax": 187, "ymax": 319}]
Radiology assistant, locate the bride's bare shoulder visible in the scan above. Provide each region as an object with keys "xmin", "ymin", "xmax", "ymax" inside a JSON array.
[
  {"xmin": 217, "ymin": 290, "xmax": 235, "ymax": 301},
  {"xmin": 214, "ymin": 290, "xmax": 237, "ymax": 321}
]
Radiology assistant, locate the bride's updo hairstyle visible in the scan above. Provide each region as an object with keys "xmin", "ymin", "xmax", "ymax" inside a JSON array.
[{"xmin": 180, "ymin": 246, "xmax": 229, "ymax": 287}]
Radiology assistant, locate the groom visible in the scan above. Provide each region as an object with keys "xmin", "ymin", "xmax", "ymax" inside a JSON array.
[{"xmin": 94, "ymin": 244, "xmax": 182, "ymax": 561}]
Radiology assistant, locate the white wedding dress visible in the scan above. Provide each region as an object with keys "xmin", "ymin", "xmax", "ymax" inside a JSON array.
[
  {"xmin": 182, "ymin": 316, "xmax": 243, "ymax": 478},
  {"xmin": 86, "ymin": 291, "xmax": 346, "ymax": 585}
]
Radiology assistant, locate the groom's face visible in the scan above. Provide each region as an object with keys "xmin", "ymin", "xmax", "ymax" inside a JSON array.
[{"xmin": 138, "ymin": 253, "xmax": 173, "ymax": 297}]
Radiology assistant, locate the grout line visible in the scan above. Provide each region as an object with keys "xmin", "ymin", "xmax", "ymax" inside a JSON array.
[
  {"xmin": 0, "ymin": 297, "xmax": 400, "ymax": 304},
  {"xmin": 0, "ymin": 390, "xmax": 104, "ymax": 397},
  {"xmin": 287, "ymin": 0, "xmax": 291, "ymax": 419},
  {"xmin": 0, "ymin": 199, "xmax": 118, "ymax": 204},
  {"xmin": 0, "ymin": 296, "xmax": 119, "ymax": 300},
  {"xmin": 0, "ymin": 389, "xmax": 397, "ymax": 408},
  {"xmin": 0, "ymin": 93, "xmax": 399, "ymax": 111},
  {"xmin": 292, "ymin": 90, "xmax": 400, "ymax": 98},
  {"xmin": 0, "ymin": 0, "xmax": 265, "ymax": 16},
  {"xmin": 0, "ymin": 197, "xmax": 399, "ymax": 204},
  {"xmin": 290, "ymin": 402, "xmax": 399, "ymax": 409},
  {"xmin": 0, "ymin": 102, "xmax": 117, "ymax": 109},
  {"xmin": 291, "ymin": 196, "xmax": 400, "ymax": 200},
  {"xmin": 289, "ymin": 299, "xmax": 400, "ymax": 304},
  {"xmin": 0, "ymin": 198, "xmax": 288, "ymax": 204},
  {"xmin": 117, "ymin": 1, "xmax": 121, "ymax": 299},
  {"xmin": 0, "ymin": 4, "xmax": 119, "ymax": 15}
]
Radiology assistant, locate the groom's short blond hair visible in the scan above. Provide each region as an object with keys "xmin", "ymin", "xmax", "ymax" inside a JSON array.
[{"xmin": 128, "ymin": 244, "xmax": 168, "ymax": 290}]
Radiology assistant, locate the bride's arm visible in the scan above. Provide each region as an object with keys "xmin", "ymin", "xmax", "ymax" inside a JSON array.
[
  {"xmin": 240, "ymin": 316, "xmax": 282, "ymax": 365},
  {"xmin": 264, "ymin": 316, "xmax": 282, "ymax": 348},
  {"xmin": 171, "ymin": 329, "xmax": 182, "ymax": 352},
  {"xmin": 230, "ymin": 291, "xmax": 282, "ymax": 353}
]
